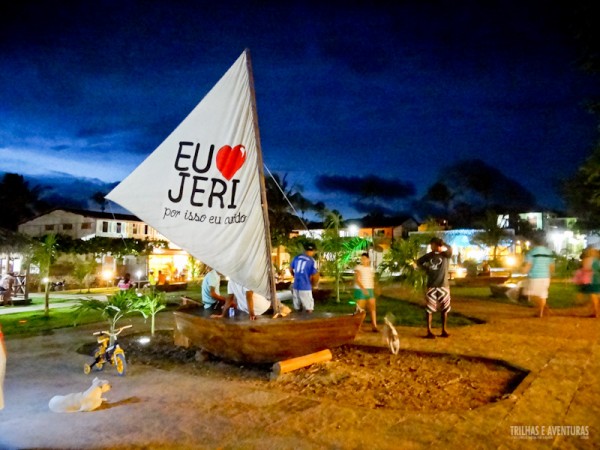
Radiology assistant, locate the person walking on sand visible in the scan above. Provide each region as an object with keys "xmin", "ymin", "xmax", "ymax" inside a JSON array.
[
  {"xmin": 585, "ymin": 248, "xmax": 600, "ymax": 318},
  {"xmin": 522, "ymin": 237, "xmax": 555, "ymax": 318},
  {"xmin": 417, "ymin": 237, "xmax": 453, "ymax": 339},
  {"xmin": 290, "ymin": 243, "xmax": 319, "ymax": 313},
  {"xmin": 354, "ymin": 252, "xmax": 379, "ymax": 332},
  {"xmin": 573, "ymin": 246, "xmax": 600, "ymax": 317}
]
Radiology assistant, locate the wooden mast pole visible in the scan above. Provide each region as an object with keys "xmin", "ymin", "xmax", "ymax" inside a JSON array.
[{"xmin": 245, "ymin": 49, "xmax": 279, "ymax": 313}]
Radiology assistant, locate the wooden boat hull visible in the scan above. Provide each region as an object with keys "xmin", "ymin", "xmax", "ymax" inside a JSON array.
[{"xmin": 173, "ymin": 308, "xmax": 366, "ymax": 364}]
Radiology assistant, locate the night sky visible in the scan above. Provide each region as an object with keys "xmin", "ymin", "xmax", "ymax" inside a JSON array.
[{"xmin": 1, "ymin": 0, "xmax": 598, "ymax": 219}]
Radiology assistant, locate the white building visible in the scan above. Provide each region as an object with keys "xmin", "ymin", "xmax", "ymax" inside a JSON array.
[
  {"xmin": 18, "ymin": 208, "xmax": 190, "ymax": 285},
  {"xmin": 18, "ymin": 207, "xmax": 165, "ymax": 241}
]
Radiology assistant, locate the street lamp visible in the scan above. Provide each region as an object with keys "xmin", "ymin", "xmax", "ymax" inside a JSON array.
[{"xmin": 102, "ymin": 270, "xmax": 113, "ymax": 287}]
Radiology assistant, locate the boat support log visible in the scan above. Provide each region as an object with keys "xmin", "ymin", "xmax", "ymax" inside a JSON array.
[{"xmin": 271, "ymin": 349, "xmax": 332, "ymax": 378}]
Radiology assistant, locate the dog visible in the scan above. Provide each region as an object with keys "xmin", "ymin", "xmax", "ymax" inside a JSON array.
[
  {"xmin": 383, "ymin": 315, "xmax": 400, "ymax": 355},
  {"xmin": 49, "ymin": 377, "xmax": 111, "ymax": 413},
  {"xmin": 272, "ymin": 303, "xmax": 292, "ymax": 319}
]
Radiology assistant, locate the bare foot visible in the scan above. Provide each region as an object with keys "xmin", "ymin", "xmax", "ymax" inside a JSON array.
[
  {"xmin": 424, "ymin": 333, "xmax": 436, "ymax": 339},
  {"xmin": 440, "ymin": 331, "xmax": 450, "ymax": 338}
]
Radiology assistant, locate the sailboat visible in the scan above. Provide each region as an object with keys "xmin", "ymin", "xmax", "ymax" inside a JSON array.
[{"xmin": 107, "ymin": 50, "xmax": 365, "ymax": 364}]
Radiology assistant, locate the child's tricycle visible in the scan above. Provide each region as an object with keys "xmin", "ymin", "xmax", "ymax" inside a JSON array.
[{"xmin": 83, "ymin": 325, "xmax": 132, "ymax": 376}]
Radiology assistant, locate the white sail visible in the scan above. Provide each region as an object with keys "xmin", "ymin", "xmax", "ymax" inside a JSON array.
[{"xmin": 106, "ymin": 51, "xmax": 272, "ymax": 298}]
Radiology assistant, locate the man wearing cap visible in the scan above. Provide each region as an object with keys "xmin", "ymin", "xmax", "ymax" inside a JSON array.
[
  {"xmin": 290, "ymin": 243, "xmax": 319, "ymax": 313},
  {"xmin": 417, "ymin": 237, "xmax": 453, "ymax": 338}
]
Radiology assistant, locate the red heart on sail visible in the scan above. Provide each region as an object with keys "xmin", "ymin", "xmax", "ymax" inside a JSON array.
[{"xmin": 216, "ymin": 144, "xmax": 246, "ymax": 180}]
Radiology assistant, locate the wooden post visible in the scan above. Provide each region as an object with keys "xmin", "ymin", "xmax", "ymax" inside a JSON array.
[
  {"xmin": 245, "ymin": 49, "xmax": 279, "ymax": 314},
  {"xmin": 271, "ymin": 349, "xmax": 332, "ymax": 377}
]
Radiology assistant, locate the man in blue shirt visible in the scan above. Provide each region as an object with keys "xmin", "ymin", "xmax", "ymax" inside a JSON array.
[
  {"xmin": 290, "ymin": 243, "xmax": 319, "ymax": 313},
  {"xmin": 201, "ymin": 267, "xmax": 227, "ymax": 310},
  {"xmin": 523, "ymin": 238, "xmax": 555, "ymax": 317}
]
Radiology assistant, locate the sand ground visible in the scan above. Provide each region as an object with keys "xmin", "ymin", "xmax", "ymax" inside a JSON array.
[{"xmin": 1, "ymin": 285, "xmax": 599, "ymax": 449}]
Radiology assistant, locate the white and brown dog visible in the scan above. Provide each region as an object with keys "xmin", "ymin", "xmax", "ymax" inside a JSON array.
[{"xmin": 49, "ymin": 377, "xmax": 111, "ymax": 413}]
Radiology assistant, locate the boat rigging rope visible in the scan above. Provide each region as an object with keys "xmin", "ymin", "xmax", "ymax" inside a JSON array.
[{"xmin": 263, "ymin": 163, "xmax": 311, "ymax": 234}]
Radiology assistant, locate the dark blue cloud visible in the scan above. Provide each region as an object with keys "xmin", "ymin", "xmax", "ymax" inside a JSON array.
[{"xmin": 0, "ymin": 0, "xmax": 598, "ymax": 218}]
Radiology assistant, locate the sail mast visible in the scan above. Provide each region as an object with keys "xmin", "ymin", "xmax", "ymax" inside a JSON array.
[{"xmin": 244, "ymin": 49, "xmax": 279, "ymax": 312}]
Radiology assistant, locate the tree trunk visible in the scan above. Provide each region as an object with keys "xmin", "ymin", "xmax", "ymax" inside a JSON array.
[
  {"xmin": 44, "ymin": 278, "xmax": 50, "ymax": 317},
  {"xmin": 335, "ymin": 252, "xmax": 340, "ymax": 303}
]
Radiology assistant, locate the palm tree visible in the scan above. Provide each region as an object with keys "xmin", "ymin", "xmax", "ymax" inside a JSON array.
[
  {"xmin": 74, "ymin": 290, "xmax": 144, "ymax": 345},
  {"xmin": 0, "ymin": 173, "xmax": 47, "ymax": 230},
  {"xmin": 31, "ymin": 234, "xmax": 59, "ymax": 316},
  {"xmin": 319, "ymin": 210, "xmax": 370, "ymax": 303},
  {"xmin": 265, "ymin": 173, "xmax": 305, "ymax": 271},
  {"xmin": 137, "ymin": 291, "xmax": 167, "ymax": 336},
  {"xmin": 72, "ymin": 255, "xmax": 98, "ymax": 293},
  {"xmin": 472, "ymin": 210, "xmax": 512, "ymax": 262},
  {"xmin": 379, "ymin": 236, "xmax": 429, "ymax": 291}
]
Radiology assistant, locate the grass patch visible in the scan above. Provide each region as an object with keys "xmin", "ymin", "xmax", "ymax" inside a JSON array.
[
  {"xmin": 0, "ymin": 309, "xmax": 104, "ymax": 337},
  {"xmin": 14, "ymin": 278, "xmax": 582, "ymax": 337},
  {"xmin": 450, "ymin": 281, "xmax": 581, "ymax": 309},
  {"xmin": 317, "ymin": 292, "xmax": 478, "ymax": 328}
]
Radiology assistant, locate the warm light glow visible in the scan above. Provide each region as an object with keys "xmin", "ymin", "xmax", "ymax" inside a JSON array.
[
  {"xmin": 454, "ymin": 267, "xmax": 467, "ymax": 278},
  {"xmin": 136, "ymin": 270, "xmax": 142, "ymax": 279},
  {"xmin": 137, "ymin": 336, "xmax": 151, "ymax": 345},
  {"xmin": 42, "ymin": 277, "xmax": 49, "ymax": 284},
  {"xmin": 102, "ymin": 270, "xmax": 113, "ymax": 280},
  {"xmin": 505, "ymin": 255, "xmax": 517, "ymax": 267}
]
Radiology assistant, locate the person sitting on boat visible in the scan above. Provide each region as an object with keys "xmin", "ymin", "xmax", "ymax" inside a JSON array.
[
  {"xmin": 201, "ymin": 267, "xmax": 228, "ymax": 310},
  {"xmin": 290, "ymin": 243, "xmax": 319, "ymax": 313},
  {"xmin": 212, "ymin": 280, "xmax": 271, "ymax": 320}
]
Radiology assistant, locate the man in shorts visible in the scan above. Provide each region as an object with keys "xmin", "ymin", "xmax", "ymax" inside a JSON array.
[
  {"xmin": 522, "ymin": 238, "xmax": 555, "ymax": 317},
  {"xmin": 290, "ymin": 243, "xmax": 319, "ymax": 313},
  {"xmin": 417, "ymin": 237, "xmax": 453, "ymax": 339}
]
